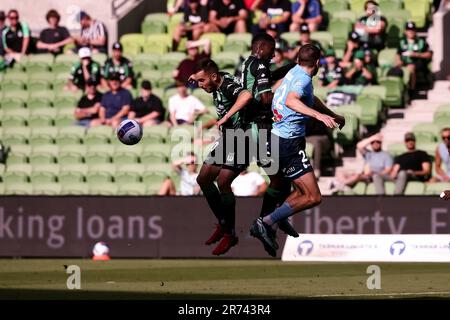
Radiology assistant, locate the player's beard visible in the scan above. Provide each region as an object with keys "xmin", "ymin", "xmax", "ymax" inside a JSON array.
[{"xmin": 311, "ymin": 65, "xmax": 319, "ymax": 77}]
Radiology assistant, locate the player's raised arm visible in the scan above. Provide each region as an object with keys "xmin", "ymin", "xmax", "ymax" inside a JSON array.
[
  {"xmin": 216, "ymin": 90, "xmax": 252, "ymax": 128},
  {"xmin": 285, "ymin": 91, "xmax": 338, "ymax": 129}
]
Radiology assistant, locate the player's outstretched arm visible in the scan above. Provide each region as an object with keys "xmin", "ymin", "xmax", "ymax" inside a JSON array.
[
  {"xmin": 286, "ymin": 92, "xmax": 338, "ymax": 129},
  {"xmin": 216, "ymin": 90, "xmax": 253, "ymax": 127},
  {"xmin": 313, "ymin": 95, "xmax": 345, "ymax": 129}
]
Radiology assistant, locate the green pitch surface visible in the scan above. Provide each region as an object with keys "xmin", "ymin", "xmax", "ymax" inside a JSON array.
[{"xmin": 1, "ymin": 259, "xmax": 450, "ymax": 299}]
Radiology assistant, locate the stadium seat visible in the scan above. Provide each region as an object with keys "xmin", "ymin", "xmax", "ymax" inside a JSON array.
[
  {"xmin": 311, "ymin": 31, "xmax": 333, "ymax": 50},
  {"xmin": 85, "ymin": 171, "xmax": 113, "ymax": 184},
  {"xmin": 1, "ymin": 127, "xmax": 31, "ymax": 145},
  {"xmin": 113, "ymin": 152, "xmax": 140, "ymax": 165},
  {"xmin": 142, "ymin": 171, "xmax": 167, "ymax": 185},
  {"xmin": 6, "ymin": 151, "xmax": 28, "ymax": 165},
  {"xmin": 88, "ymin": 182, "xmax": 119, "ymax": 195},
  {"xmin": 342, "ymin": 181, "xmax": 367, "ymax": 195},
  {"xmin": 60, "ymin": 163, "xmax": 88, "ymax": 177},
  {"xmin": 4, "ymin": 182, "xmax": 33, "ymax": 195},
  {"xmin": 325, "ymin": 0, "xmax": 350, "ymax": 13},
  {"xmin": 329, "ymin": 19, "xmax": 353, "ymax": 50},
  {"xmin": 84, "ymin": 126, "xmax": 114, "ymax": 145},
  {"xmin": 412, "ymin": 123, "xmax": 439, "ymax": 144},
  {"xmin": 132, "ymin": 53, "xmax": 160, "ymax": 74},
  {"xmin": 280, "ymin": 32, "xmax": 299, "ymax": 47},
  {"xmin": 58, "ymin": 152, "xmax": 84, "ymax": 165},
  {"xmin": 58, "ymin": 170, "xmax": 85, "ymax": 184},
  {"xmin": 0, "ymin": 79, "xmax": 25, "ymax": 91},
  {"xmin": 387, "ymin": 142, "xmax": 406, "ymax": 157},
  {"xmin": 84, "ymin": 152, "xmax": 111, "ymax": 165},
  {"xmin": 378, "ymin": 48, "xmax": 397, "ymax": 69},
  {"xmin": 404, "ymin": 181, "xmax": 426, "ymax": 195},
  {"xmin": 334, "ymin": 113, "xmax": 359, "ymax": 146},
  {"xmin": 25, "ymin": 54, "xmax": 53, "ymax": 73},
  {"xmin": 30, "ymin": 182, "xmax": 61, "ymax": 195},
  {"xmin": 366, "ymin": 182, "xmax": 395, "ymax": 195},
  {"xmin": 361, "ymin": 86, "xmax": 387, "ymax": 101},
  {"xmin": 386, "ymin": 16, "xmax": 406, "ymax": 48},
  {"xmin": 115, "ymin": 171, "xmax": 141, "ymax": 184},
  {"xmin": 28, "ymin": 115, "xmax": 54, "ymax": 128},
  {"xmin": 349, "ymin": 0, "xmax": 365, "ymax": 13},
  {"xmin": 32, "ymin": 163, "xmax": 60, "ymax": 175},
  {"xmin": 145, "ymin": 163, "xmax": 173, "ymax": 176},
  {"xmin": 378, "ymin": 77, "xmax": 404, "ymax": 108},
  {"xmin": 1, "ymin": 97, "xmax": 26, "ymax": 110},
  {"xmin": 140, "ymin": 151, "xmax": 168, "ymax": 163},
  {"xmin": 117, "ymin": 182, "xmax": 149, "ymax": 195},
  {"xmin": 6, "ymin": 163, "xmax": 32, "ymax": 175},
  {"xmin": 157, "ymin": 52, "xmax": 186, "ymax": 72},
  {"xmin": 425, "ymin": 182, "xmax": 450, "ymax": 195},
  {"xmin": 141, "ymin": 13, "xmax": 169, "ymax": 34},
  {"xmin": 30, "ymin": 172, "xmax": 57, "ymax": 184},
  {"xmin": 1, "ymin": 115, "xmax": 27, "ymax": 128},
  {"xmin": 27, "ymin": 97, "xmax": 53, "ymax": 110},
  {"xmin": 2, "ymin": 171, "xmax": 29, "ymax": 184},
  {"xmin": 139, "ymin": 70, "xmax": 164, "ymax": 88},
  {"xmin": 403, "ymin": 0, "xmax": 430, "ymax": 28},
  {"xmin": 213, "ymin": 51, "xmax": 241, "ymax": 69},
  {"xmin": 379, "ymin": 0, "xmax": 402, "ymax": 12},
  {"xmin": 144, "ymin": 34, "xmax": 172, "ymax": 54},
  {"xmin": 120, "ymin": 33, "xmax": 146, "ymax": 55},
  {"xmin": 332, "ymin": 10, "xmax": 358, "ymax": 23},
  {"xmin": 200, "ymin": 33, "xmax": 227, "ymax": 55},
  {"xmin": 60, "ymin": 182, "xmax": 90, "ymax": 195}
]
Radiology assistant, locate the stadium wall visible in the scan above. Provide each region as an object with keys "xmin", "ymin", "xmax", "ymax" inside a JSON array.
[{"xmin": 0, "ymin": 196, "xmax": 448, "ymax": 258}]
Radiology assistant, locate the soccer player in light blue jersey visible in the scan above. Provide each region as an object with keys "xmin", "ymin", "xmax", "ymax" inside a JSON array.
[{"xmin": 250, "ymin": 44, "xmax": 346, "ymax": 255}]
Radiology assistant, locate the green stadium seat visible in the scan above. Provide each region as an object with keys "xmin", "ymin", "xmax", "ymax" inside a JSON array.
[
  {"xmin": 92, "ymin": 53, "xmax": 108, "ymax": 65},
  {"xmin": 366, "ymin": 182, "xmax": 395, "ymax": 195},
  {"xmin": 387, "ymin": 142, "xmax": 406, "ymax": 157},
  {"xmin": 6, "ymin": 164, "xmax": 32, "ymax": 176},
  {"xmin": 329, "ymin": 19, "xmax": 353, "ymax": 50},
  {"xmin": 85, "ymin": 152, "xmax": 112, "ymax": 165},
  {"xmin": 0, "ymin": 97, "xmax": 26, "ymax": 110},
  {"xmin": 25, "ymin": 54, "xmax": 54, "ymax": 73},
  {"xmin": 145, "ymin": 163, "xmax": 173, "ymax": 176},
  {"xmin": 311, "ymin": 31, "xmax": 333, "ymax": 50},
  {"xmin": 384, "ymin": 10, "xmax": 411, "ymax": 24},
  {"xmin": 6, "ymin": 151, "xmax": 28, "ymax": 165},
  {"xmin": 350, "ymin": 0, "xmax": 366, "ymax": 13},
  {"xmin": 404, "ymin": 0, "xmax": 430, "ymax": 28},
  {"xmin": 416, "ymin": 143, "xmax": 437, "ymax": 160},
  {"xmin": 434, "ymin": 110, "xmax": 450, "ymax": 123},
  {"xmin": 404, "ymin": 181, "xmax": 425, "ymax": 195},
  {"xmin": 113, "ymin": 152, "xmax": 140, "ymax": 165},
  {"xmin": 118, "ymin": 182, "xmax": 148, "ymax": 195},
  {"xmin": 120, "ymin": 34, "xmax": 146, "ymax": 55},
  {"xmin": 140, "ymin": 151, "xmax": 168, "ymax": 164},
  {"xmin": 144, "ymin": 34, "xmax": 172, "ymax": 54},
  {"xmin": 213, "ymin": 51, "xmax": 241, "ymax": 69},
  {"xmin": 324, "ymin": 0, "xmax": 350, "ymax": 13},
  {"xmin": 56, "ymin": 126, "xmax": 86, "ymax": 146},
  {"xmin": 87, "ymin": 163, "xmax": 117, "ymax": 176},
  {"xmin": 29, "ymin": 153, "xmax": 55, "ymax": 165},
  {"xmin": 132, "ymin": 53, "xmax": 160, "ymax": 74},
  {"xmin": 60, "ymin": 163, "xmax": 89, "ymax": 176},
  {"xmin": 27, "ymin": 115, "xmax": 54, "ymax": 128},
  {"xmin": 84, "ymin": 126, "xmax": 114, "ymax": 144},
  {"xmin": 378, "ymin": 77, "xmax": 404, "ymax": 108},
  {"xmin": 58, "ymin": 152, "xmax": 84, "ymax": 165},
  {"xmin": 116, "ymin": 163, "xmax": 146, "ymax": 176},
  {"xmin": 200, "ymin": 33, "xmax": 227, "ymax": 55},
  {"xmin": 1, "ymin": 127, "xmax": 31, "ymax": 145},
  {"xmin": 4, "ymin": 182, "xmax": 33, "ymax": 195},
  {"xmin": 1, "ymin": 108, "xmax": 30, "ymax": 119},
  {"xmin": 357, "ymin": 94, "xmax": 383, "ymax": 113},
  {"xmin": 139, "ymin": 70, "xmax": 164, "ymax": 88},
  {"xmin": 115, "ymin": 171, "xmax": 141, "ymax": 184},
  {"xmin": 0, "ymin": 79, "xmax": 26, "ymax": 91},
  {"xmin": 361, "ymin": 86, "xmax": 387, "ymax": 101},
  {"xmin": 334, "ymin": 113, "xmax": 358, "ymax": 146},
  {"xmin": 3, "ymin": 72, "xmax": 28, "ymax": 82},
  {"xmin": 30, "ymin": 172, "xmax": 57, "ymax": 184},
  {"xmin": 157, "ymin": 52, "xmax": 186, "ymax": 72},
  {"xmin": 332, "ymin": 10, "xmax": 358, "ymax": 23},
  {"xmin": 425, "ymin": 182, "xmax": 450, "ymax": 195},
  {"xmin": 85, "ymin": 171, "xmax": 113, "ymax": 184},
  {"xmin": 280, "ymin": 32, "xmax": 299, "ymax": 47},
  {"xmin": 379, "ymin": 0, "xmax": 402, "ymax": 11},
  {"xmin": 378, "ymin": 48, "xmax": 397, "ymax": 69},
  {"xmin": 141, "ymin": 13, "xmax": 168, "ymax": 35},
  {"xmin": 54, "ymin": 95, "xmax": 78, "ymax": 110},
  {"xmin": 168, "ymin": 12, "xmax": 184, "ymax": 36},
  {"xmin": 1, "ymin": 115, "xmax": 27, "ymax": 128},
  {"xmin": 58, "ymin": 171, "xmax": 85, "ymax": 184},
  {"xmin": 88, "ymin": 182, "xmax": 119, "ymax": 195},
  {"xmin": 142, "ymin": 171, "xmax": 167, "ymax": 185},
  {"xmin": 386, "ymin": 16, "xmax": 406, "ymax": 48},
  {"xmin": 60, "ymin": 182, "xmax": 90, "ymax": 195},
  {"xmin": 32, "ymin": 163, "xmax": 59, "ymax": 175},
  {"xmin": 436, "ymin": 104, "xmax": 450, "ymax": 113},
  {"xmin": 2, "ymin": 90, "xmax": 28, "ymax": 102},
  {"xmin": 27, "ymin": 79, "xmax": 52, "ymax": 92},
  {"xmin": 226, "ymin": 33, "xmax": 252, "ymax": 47},
  {"xmin": 412, "ymin": 123, "xmax": 439, "ymax": 144},
  {"xmin": 3, "ymin": 171, "xmax": 28, "ymax": 184},
  {"xmin": 221, "ymin": 41, "xmax": 248, "ymax": 54},
  {"xmin": 27, "ymin": 97, "xmax": 53, "ymax": 110},
  {"xmin": 32, "ymin": 182, "xmax": 62, "ymax": 195}
]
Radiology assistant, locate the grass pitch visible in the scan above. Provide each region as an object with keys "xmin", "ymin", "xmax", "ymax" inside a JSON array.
[{"xmin": 0, "ymin": 259, "xmax": 450, "ymax": 299}]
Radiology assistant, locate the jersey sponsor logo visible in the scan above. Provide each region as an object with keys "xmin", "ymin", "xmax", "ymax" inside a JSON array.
[{"xmin": 233, "ymin": 87, "xmax": 241, "ymax": 95}]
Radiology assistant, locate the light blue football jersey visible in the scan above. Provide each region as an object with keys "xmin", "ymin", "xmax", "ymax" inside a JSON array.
[{"xmin": 271, "ymin": 64, "xmax": 314, "ymax": 139}]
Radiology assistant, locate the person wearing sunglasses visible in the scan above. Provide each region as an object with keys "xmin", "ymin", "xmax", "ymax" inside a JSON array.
[
  {"xmin": 430, "ymin": 127, "xmax": 450, "ymax": 183},
  {"xmin": 1, "ymin": 9, "xmax": 30, "ymax": 60}
]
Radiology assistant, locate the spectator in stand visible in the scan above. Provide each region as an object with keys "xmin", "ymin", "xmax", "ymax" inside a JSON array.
[
  {"xmin": 168, "ymin": 0, "xmax": 209, "ymax": 16},
  {"xmin": 0, "ymin": 11, "xmax": 6, "ymax": 56},
  {"xmin": 74, "ymin": 78, "xmax": 102, "ymax": 127},
  {"xmin": 205, "ymin": 0, "xmax": 248, "ymax": 34},
  {"xmin": 290, "ymin": 0, "xmax": 323, "ymax": 32},
  {"xmin": 36, "ymin": 9, "xmax": 73, "ymax": 55},
  {"xmin": 271, "ymin": 48, "xmax": 290, "ymax": 71},
  {"xmin": 159, "ymin": 152, "xmax": 201, "ymax": 196},
  {"xmin": 91, "ymin": 73, "xmax": 132, "ymax": 128},
  {"xmin": 73, "ymin": 11, "xmax": 107, "ymax": 53},
  {"xmin": 354, "ymin": 0, "xmax": 387, "ymax": 52},
  {"xmin": 266, "ymin": 24, "xmax": 290, "ymax": 56},
  {"xmin": 101, "ymin": 42, "xmax": 134, "ymax": 90},
  {"xmin": 344, "ymin": 50, "xmax": 376, "ymax": 86},
  {"xmin": 172, "ymin": 39, "xmax": 211, "ymax": 89},
  {"xmin": 2, "ymin": 9, "xmax": 31, "ymax": 61},
  {"xmin": 305, "ymin": 117, "xmax": 335, "ymax": 178},
  {"xmin": 395, "ymin": 21, "xmax": 433, "ymax": 91},
  {"xmin": 287, "ymin": 23, "xmax": 322, "ymax": 60},
  {"xmin": 172, "ymin": 0, "xmax": 208, "ymax": 51},
  {"xmin": 169, "ymin": 80, "xmax": 207, "ymax": 126},
  {"xmin": 231, "ymin": 169, "xmax": 267, "ymax": 196},
  {"xmin": 390, "ymin": 132, "xmax": 432, "ymax": 194},
  {"xmin": 128, "ymin": 80, "xmax": 165, "ymax": 126},
  {"xmin": 329, "ymin": 133, "xmax": 393, "ymax": 195},
  {"xmin": 430, "ymin": 128, "xmax": 450, "ymax": 183},
  {"xmin": 66, "ymin": 47, "xmax": 102, "ymax": 91},
  {"xmin": 258, "ymin": 0, "xmax": 292, "ymax": 34},
  {"xmin": 340, "ymin": 31, "xmax": 367, "ymax": 68},
  {"xmin": 318, "ymin": 48, "xmax": 343, "ymax": 89}
]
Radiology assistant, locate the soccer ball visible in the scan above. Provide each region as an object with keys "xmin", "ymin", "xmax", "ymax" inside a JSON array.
[
  {"xmin": 93, "ymin": 242, "xmax": 110, "ymax": 256},
  {"xmin": 116, "ymin": 119, "xmax": 143, "ymax": 145}
]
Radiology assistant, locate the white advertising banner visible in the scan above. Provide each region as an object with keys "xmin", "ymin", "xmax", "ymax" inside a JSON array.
[{"xmin": 282, "ymin": 234, "xmax": 450, "ymax": 262}]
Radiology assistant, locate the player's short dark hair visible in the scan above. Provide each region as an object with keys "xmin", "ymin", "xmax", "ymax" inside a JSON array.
[
  {"xmin": 7, "ymin": 9, "xmax": 19, "ymax": 17},
  {"xmin": 196, "ymin": 58, "xmax": 219, "ymax": 75},
  {"xmin": 251, "ymin": 33, "xmax": 276, "ymax": 51},
  {"xmin": 46, "ymin": 9, "xmax": 60, "ymax": 22},
  {"xmin": 297, "ymin": 44, "xmax": 321, "ymax": 67},
  {"xmin": 441, "ymin": 127, "xmax": 450, "ymax": 133}
]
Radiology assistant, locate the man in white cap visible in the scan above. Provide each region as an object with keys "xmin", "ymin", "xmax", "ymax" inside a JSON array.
[{"xmin": 65, "ymin": 46, "xmax": 101, "ymax": 92}]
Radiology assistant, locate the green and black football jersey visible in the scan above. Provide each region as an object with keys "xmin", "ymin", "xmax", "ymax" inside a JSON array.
[
  {"xmin": 398, "ymin": 36, "xmax": 429, "ymax": 65},
  {"xmin": 102, "ymin": 56, "xmax": 134, "ymax": 81},
  {"xmin": 69, "ymin": 60, "xmax": 101, "ymax": 89},
  {"xmin": 240, "ymin": 55, "xmax": 273, "ymax": 124},
  {"xmin": 213, "ymin": 72, "xmax": 246, "ymax": 130}
]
